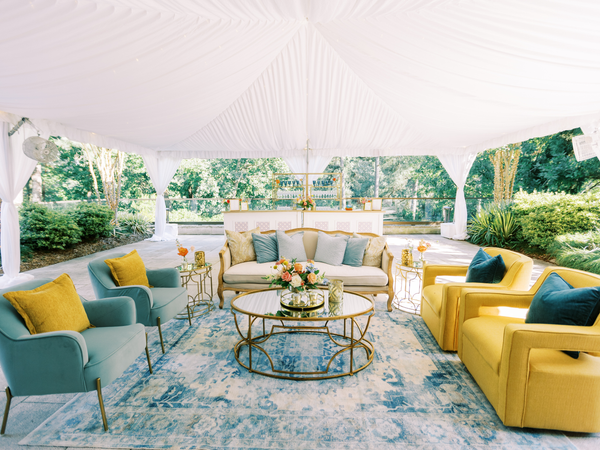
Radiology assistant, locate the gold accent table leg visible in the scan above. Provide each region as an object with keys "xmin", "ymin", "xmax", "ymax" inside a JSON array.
[
  {"xmin": 96, "ymin": 378, "xmax": 108, "ymax": 431},
  {"xmin": 187, "ymin": 304, "xmax": 192, "ymax": 326},
  {"xmin": 145, "ymin": 333, "xmax": 153, "ymax": 374},
  {"xmin": 350, "ymin": 318, "xmax": 354, "ymax": 375},
  {"xmin": 1, "ymin": 387, "xmax": 12, "ymax": 435},
  {"xmin": 248, "ymin": 316, "xmax": 253, "ymax": 372},
  {"xmin": 157, "ymin": 316, "xmax": 165, "ymax": 354}
]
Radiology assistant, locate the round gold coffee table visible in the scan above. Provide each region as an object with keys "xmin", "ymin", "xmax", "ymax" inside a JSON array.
[{"xmin": 231, "ymin": 288, "xmax": 375, "ymax": 380}]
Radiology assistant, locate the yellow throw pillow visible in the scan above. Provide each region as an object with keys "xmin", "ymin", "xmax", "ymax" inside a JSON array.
[
  {"xmin": 104, "ymin": 249, "xmax": 150, "ymax": 287},
  {"xmin": 226, "ymin": 228, "xmax": 259, "ymax": 266},
  {"xmin": 354, "ymin": 233, "xmax": 387, "ymax": 267},
  {"xmin": 4, "ymin": 273, "xmax": 92, "ymax": 335}
]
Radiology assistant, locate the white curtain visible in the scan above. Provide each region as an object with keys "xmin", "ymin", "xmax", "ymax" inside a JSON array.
[
  {"xmin": 438, "ymin": 153, "xmax": 478, "ymax": 240},
  {"xmin": 284, "ymin": 151, "xmax": 332, "ymax": 179},
  {"xmin": 143, "ymin": 155, "xmax": 181, "ymax": 241},
  {"xmin": 0, "ymin": 121, "xmax": 38, "ymax": 288}
]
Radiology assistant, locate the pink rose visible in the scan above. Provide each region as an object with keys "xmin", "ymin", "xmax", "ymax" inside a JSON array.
[
  {"xmin": 282, "ymin": 271, "xmax": 292, "ymax": 282},
  {"xmin": 307, "ymin": 273, "xmax": 317, "ymax": 284}
]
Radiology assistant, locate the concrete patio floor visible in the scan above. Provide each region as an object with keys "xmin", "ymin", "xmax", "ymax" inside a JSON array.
[{"xmin": 0, "ymin": 234, "xmax": 598, "ymax": 450}]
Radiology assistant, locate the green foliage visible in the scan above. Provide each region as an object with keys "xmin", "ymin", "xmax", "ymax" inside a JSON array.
[
  {"xmin": 116, "ymin": 212, "xmax": 151, "ymax": 236},
  {"xmin": 468, "ymin": 202, "xmax": 519, "ymax": 248},
  {"xmin": 512, "ymin": 191, "xmax": 600, "ymax": 250},
  {"xmin": 70, "ymin": 202, "xmax": 114, "ymax": 241},
  {"xmin": 20, "ymin": 203, "xmax": 82, "ymax": 250},
  {"xmin": 545, "ymin": 231, "xmax": 600, "ymax": 274},
  {"xmin": 546, "ymin": 231, "xmax": 600, "ymax": 256}
]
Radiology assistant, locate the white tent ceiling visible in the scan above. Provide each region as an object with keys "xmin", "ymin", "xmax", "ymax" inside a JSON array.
[{"xmin": 1, "ymin": 0, "xmax": 600, "ymax": 159}]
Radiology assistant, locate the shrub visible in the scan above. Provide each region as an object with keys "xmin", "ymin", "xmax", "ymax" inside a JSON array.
[
  {"xmin": 116, "ymin": 212, "xmax": 151, "ymax": 236},
  {"xmin": 512, "ymin": 191, "xmax": 600, "ymax": 250},
  {"xmin": 467, "ymin": 202, "xmax": 519, "ymax": 248},
  {"xmin": 20, "ymin": 203, "xmax": 82, "ymax": 250},
  {"xmin": 554, "ymin": 246, "xmax": 600, "ymax": 275},
  {"xmin": 546, "ymin": 230, "xmax": 600, "ymax": 256},
  {"xmin": 70, "ymin": 202, "xmax": 114, "ymax": 241}
]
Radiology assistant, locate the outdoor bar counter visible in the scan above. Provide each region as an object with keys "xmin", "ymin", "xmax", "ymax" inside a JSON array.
[{"xmin": 224, "ymin": 210, "xmax": 384, "ymax": 235}]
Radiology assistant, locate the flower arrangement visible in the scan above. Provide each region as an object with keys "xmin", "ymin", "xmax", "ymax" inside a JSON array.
[
  {"xmin": 417, "ymin": 239, "xmax": 431, "ymax": 262},
  {"xmin": 296, "ymin": 195, "xmax": 316, "ymax": 210},
  {"xmin": 360, "ymin": 197, "xmax": 371, "ymax": 204},
  {"xmin": 263, "ymin": 258, "xmax": 327, "ymax": 292},
  {"xmin": 176, "ymin": 239, "xmax": 195, "ymax": 265}
]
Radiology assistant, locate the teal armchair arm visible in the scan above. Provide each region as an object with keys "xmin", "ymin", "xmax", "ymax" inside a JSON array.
[
  {"xmin": 82, "ymin": 297, "xmax": 136, "ymax": 327},
  {"xmin": 147, "ymin": 268, "xmax": 181, "ymax": 288},
  {"xmin": 0, "ymin": 330, "xmax": 88, "ymax": 396},
  {"xmin": 103, "ymin": 286, "xmax": 152, "ymax": 324}
]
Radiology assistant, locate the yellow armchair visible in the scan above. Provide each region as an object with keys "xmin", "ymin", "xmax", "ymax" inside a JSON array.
[
  {"xmin": 458, "ymin": 267, "xmax": 600, "ymax": 433},
  {"xmin": 421, "ymin": 247, "xmax": 533, "ymax": 351}
]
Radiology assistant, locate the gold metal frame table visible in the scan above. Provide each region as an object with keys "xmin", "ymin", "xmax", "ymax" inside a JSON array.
[
  {"xmin": 392, "ymin": 261, "xmax": 423, "ymax": 315},
  {"xmin": 176, "ymin": 262, "xmax": 215, "ymax": 319},
  {"xmin": 231, "ymin": 288, "xmax": 374, "ymax": 380}
]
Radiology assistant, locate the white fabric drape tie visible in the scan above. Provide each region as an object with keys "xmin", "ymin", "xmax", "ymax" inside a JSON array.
[
  {"xmin": 0, "ymin": 121, "xmax": 39, "ymax": 288},
  {"xmin": 284, "ymin": 151, "xmax": 331, "ymax": 183},
  {"xmin": 143, "ymin": 155, "xmax": 181, "ymax": 241},
  {"xmin": 438, "ymin": 153, "xmax": 478, "ymax": 240}
]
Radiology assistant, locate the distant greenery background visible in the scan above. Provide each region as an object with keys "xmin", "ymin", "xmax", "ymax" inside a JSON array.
[{"xmin": 20, "ymin": 128, "xmax": 600, "ymax": 224}]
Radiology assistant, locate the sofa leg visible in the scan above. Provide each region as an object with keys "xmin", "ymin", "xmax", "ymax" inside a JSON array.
[
  {"xmin": 217, "ymin": 286, "xmax": 225, "ymax": 309},
  {"xmin": 96, "ymin": 378, "xmax": 109, "ymax": 431},
  {"xmin": 157, "ymin": 316, "xmax": 165, "ymax": 354},
  {"xmin": 387, "ymin": 290, "xmax": 394, "ymax": 312},
  {"xmin": 1, "ymin": 387, "xmax": 12, "ymax": 435},
  {"xmin": 145, "ymin": 333, "xmax": 153, "ymax": 374}
]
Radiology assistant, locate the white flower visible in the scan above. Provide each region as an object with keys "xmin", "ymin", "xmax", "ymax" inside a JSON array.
[{"xmin": 290, "ymin": 274, "xmax": 302, "ymax": 288}]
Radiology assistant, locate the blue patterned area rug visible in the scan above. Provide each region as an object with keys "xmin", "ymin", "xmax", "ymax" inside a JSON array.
[{"xmin": 22, "ymin": 303, "xmax": 575, "ymax": 449}]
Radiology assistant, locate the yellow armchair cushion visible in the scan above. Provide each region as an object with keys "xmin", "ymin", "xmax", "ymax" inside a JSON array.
[
  {"xmin": 104, "ymin": 249, "xmax": 150, "ymax": 287},
  {"xmin": 3, "ymin": 273, "xmax": 92, "ymax": 334},
  {"xmin": 463, "ymin": 316, "xmax": 523, "ymax": 374}
]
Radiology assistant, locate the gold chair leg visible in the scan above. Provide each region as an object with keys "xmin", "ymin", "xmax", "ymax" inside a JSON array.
[
  {"xmin": 96, "ymin": 378, "xmax": 108, "ymax": 432},
  {"xmin": 157, "ymin": 316, "xmax": 165, "ymax": 354},
  {"xmin": 145, "ymin": 333, "xmax": 153, "ymax": 374},
  {"xmin": 187, "ymin": 304, "xmax": 192, "ymax": 327},
  {"xmin": 1, "ymin": 387, "xmax": 13, "ymax": 435}
]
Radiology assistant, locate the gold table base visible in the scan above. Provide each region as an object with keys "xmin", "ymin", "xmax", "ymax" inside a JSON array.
[
  {"xmin": 392, "ymin": 262, "xmax": 423, "ymax": 315},
  {"xmin": 177, "ymin": 263, "xmax": 215, "ymax": 319},
  {"xmin": 232, "ymin": 316, "xmax": 374, "ymax": 380}
]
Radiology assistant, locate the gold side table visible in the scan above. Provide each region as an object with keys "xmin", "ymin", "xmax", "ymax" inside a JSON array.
[
  {"xmin": 176, "ymin": 262, "xmax": 215, "ymax": 319},
  {"xmin": 392, "ymin": 261, "xmax": 423, "ymax": 315}
]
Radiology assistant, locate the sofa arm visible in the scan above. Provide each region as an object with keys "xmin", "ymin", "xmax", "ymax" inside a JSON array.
[
  {"xmin": 219, "ymin": 242, "xmax": 231, "ymax": 278},
  {"xmin": 422, "ymin": 264, "xmax": 469, "ymax": 288},
  {"xmin": 381, "ymin": 244, "xmax": 393, "ymax": 276},
  {"xmin": 147, "ymin": 268, "xmax": 181, "ymax": 288},
  {"xmin": 82, "ymin": 296, "xmax": 137, "ymax": 327},
  {"xmin": 460, "ymin": 289, "xmax": 534, "ymax": 323},
  {"xmin": 498, "ymin": 323, "xmax": 600, "ymax": 426}
]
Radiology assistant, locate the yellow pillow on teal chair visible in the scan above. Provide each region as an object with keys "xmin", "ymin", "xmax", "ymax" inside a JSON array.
[
  {"xmin": 3, "ymin": 273, "xmax": 92, "ymax": 334},
  {"xmin": 104, "ymin": 249, "xmax": 150, "ymax": 287}
]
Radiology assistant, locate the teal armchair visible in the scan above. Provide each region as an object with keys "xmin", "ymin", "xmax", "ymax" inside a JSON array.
[
  {"xmin": 0, "ymin": 279, "xmax": 151, "ymax": 433},
  {"xmin": 88, "ymin": 253, "xmax": 190, "ymax": 353}
]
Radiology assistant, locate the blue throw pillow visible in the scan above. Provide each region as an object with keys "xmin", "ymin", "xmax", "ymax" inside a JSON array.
[
  {"xmin": 342, "ymin": 236, "xmax": 369, "ymax": 267},
  {"xmin": 314, "ymin": 232, "xmax": 349, "ymax": 266},
  {"xmin": 526, "ymin": 272, "xmax": 600, "ymax": 359},
  {"xmin": 465, "ymin": 248, "xmax": 506, "ymax": 283},
  {"xmin": 276, "ymin": 230, "xmax": 307, "ymax": 261},
  {"xmin": 252, "ymin": 233, "xmax": 278, "ymax": 264}
]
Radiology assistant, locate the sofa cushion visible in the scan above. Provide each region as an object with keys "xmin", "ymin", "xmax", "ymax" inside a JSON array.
[
  {"xmin": 463, "ymin": 315, "xmax": 524, "ymax": 374},
  {"xmin": 343, "ymin": 236, "xmax": 370, "ymax": 267},
  {"xmin": 277, "ymin": 230, "xmax": 307, "ymax": 261},
  {"xmin": 223, "ymin": 261, "xmax": 280, "ymax": 284},
  {"xmin": 226, "ymin": 228, "xmax": 259, "ymax": 266},
  {"xmin": 223, "ymin": 261, "xmax": 388, "ymax": 287},
  {"xmin": 104, "ymin": 249, "xmax": 150, "ymax": 287},
  {"xmin": 526, "ymin": 272, "xmax": 600, "ymax": 358},
  {"xmin": 355, "ymin": 234, "xmax": 386, "ymax": 267},
  {"xmin": 252, "ymin": 232, "xmax": 278, "ymax": 263},
  {"xmin": 314, "ymin": 232, "xmax": 349, "ymax": 266},
  {"xmin": 466, "ymin": 248, "xmax": 506, "ymax": 284}
]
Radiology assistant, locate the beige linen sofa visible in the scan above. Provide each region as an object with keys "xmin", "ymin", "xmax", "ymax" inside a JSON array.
[{"xmin": 217, "ymin": 228, "xmax": 394, "ymax": 309}]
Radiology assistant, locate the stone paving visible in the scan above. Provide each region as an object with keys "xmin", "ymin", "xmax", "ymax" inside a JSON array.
[{"xmin": 0, "ymin": 235, "xmax": 597, "ymax": 449}]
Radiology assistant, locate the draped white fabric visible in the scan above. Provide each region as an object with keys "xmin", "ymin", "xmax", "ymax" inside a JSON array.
[
  {"xmin": 142, "ymin": 156, "xmax": 182, "ymax": 241},
  {"xmin": 0, "ymin": 120, "xmax": 38, "ymax": 288},
  {"xmin": 1, "ymin": 0, "xmax": 600, "ymax": 159},
  {"xmin": 283, "ymin": 152, "xmax": 331, "ymax": 177},
  {"xmin": 438, "ymin": 153, "xmax": 478, "ymax": 240}
]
